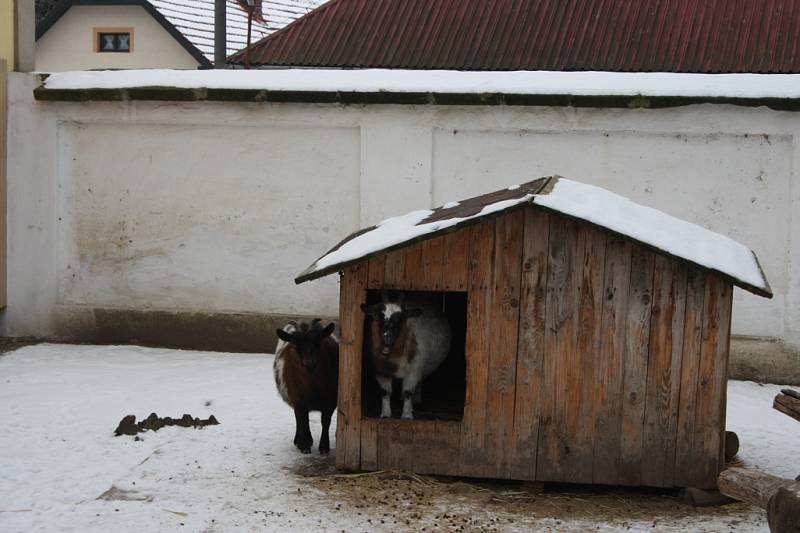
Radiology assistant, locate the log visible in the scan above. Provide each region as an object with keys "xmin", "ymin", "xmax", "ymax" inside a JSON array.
[
  {"xmin": 782, "ymin": 389, "xmax": 800, "ymax": 400},
  {"xmin": 767, "ymin": 485, "xmax": 800, "ymax": 533},
  {"xmin": 725, "ymin": 430, "xmax": 740, "ymax": 462},
  {"xmin": 717, "ymin": 468, "xmax": 795, "ymax": 509},
  {"xmin": 774, "ymin": 390, "xmax": 800, "ymax": 423},
  {"xmin": 681, "ymin": 487, "xmax": 735, "ymax": 507}
]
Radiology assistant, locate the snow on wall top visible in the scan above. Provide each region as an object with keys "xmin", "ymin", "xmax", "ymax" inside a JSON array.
[
  {"xmin": 149, "ymin": 0, "xmax": 327, "ymax": 59},
  {"xmin": 42, "ymin": 69, "xmax": 800, "ymax": 100},
  {"xmin": 295, "ymin": 176, "xmax": 771, "ymax": 298}
]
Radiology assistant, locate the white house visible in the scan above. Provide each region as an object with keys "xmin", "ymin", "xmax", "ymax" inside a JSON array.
[{"xmin": 35, "ymin": 0, "xmax": 326, "ymax": 71}]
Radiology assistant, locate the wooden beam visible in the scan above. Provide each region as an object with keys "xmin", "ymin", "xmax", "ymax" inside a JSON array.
[
  {"xmin": 0, "ymin": 59, "xmax": 6, "ymax": 309},
  {"xmin": 718, "ymin": 468, "xmax": 800, "ymax": 533},
  {"xmin": 718, "ymin": 467, "xmax": 796, "ymax": 509},
  {"xmin": 773, "ymin": 389, "xmax": 800, "ymax": 423}
]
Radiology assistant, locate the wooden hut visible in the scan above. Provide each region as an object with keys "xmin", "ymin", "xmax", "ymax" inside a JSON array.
[{"xmin": 295, "ymin": 176, "xmax": 771, "ymax": 489}]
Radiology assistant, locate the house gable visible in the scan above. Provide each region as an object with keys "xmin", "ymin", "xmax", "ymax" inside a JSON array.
[{"xmin": 36, "ymin": 1, "xmax": 211, "ymax": 70}]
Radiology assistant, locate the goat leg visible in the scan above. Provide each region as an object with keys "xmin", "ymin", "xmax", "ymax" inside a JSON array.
[
  {"xmin": 376, "ymin": 375, "xmax": 393, "ymax": 418},
  {"xmin": 319, "ymin": 408, "xmax": 333, "ymax": 454},
  {"xmin": 401, "ymin": 374, "xmax": 422, "ymax": 420},
  {"xmin": 413, "ymin": 383, "xmax": 423, "ymax": 407},
  {"xmin": 293, "ymin": 406, "xmax": 313, "ymax": 453}
]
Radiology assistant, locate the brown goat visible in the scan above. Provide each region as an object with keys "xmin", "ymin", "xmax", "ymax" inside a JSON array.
[{"xmin": 274, "ymin": 320, "xmax": 339, "ymax": 454}]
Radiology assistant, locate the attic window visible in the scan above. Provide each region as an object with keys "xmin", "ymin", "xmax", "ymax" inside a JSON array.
[{"xmin": 95, "ymin": 29, "xmax": 133, "ymax": 53}]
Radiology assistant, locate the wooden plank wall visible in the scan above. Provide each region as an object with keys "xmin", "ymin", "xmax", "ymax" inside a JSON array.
[{"xmin": 339, "ymin": 205, "xmax": 733, "ymax": 488}]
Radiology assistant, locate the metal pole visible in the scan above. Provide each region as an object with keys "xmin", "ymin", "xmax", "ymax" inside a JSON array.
[
  {"xmin": 245, "ymin": 6, "xmax": 252, "ymax": 69},
  {"xmin": 214, "ymin": 0, "xmax": 226, "ymax": 68}
]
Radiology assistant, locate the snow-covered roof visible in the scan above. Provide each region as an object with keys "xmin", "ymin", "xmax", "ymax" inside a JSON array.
[
  {"xmin": 295, "ymin": 176, "xmax": 771, "ymax": 298},
  {"xmin": 41, "ymin": 69, "xmax": 800, "ymax": 101},
  {"xmin": 35, "ymin": 0, "xmax": 326, "ymax": 66},
  {"xmin": 149, "ymin": 0, "xmax": 327, "ymax": 60}
]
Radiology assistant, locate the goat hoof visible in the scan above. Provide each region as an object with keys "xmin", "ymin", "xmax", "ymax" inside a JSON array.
[
  {"xmin": 299, "ymin": 446, "xmax": 311, "ymax": 454},
  {"xmin": 319, "ymin": 446, "xmax": 330, "ymax": 455},
  {"xmin": 380, "ymin": 412, "xmax": 391, "ymax": 419},
  {"xmin": 401, "ymin": 413, "xmax": 414, "ymax": 420}
]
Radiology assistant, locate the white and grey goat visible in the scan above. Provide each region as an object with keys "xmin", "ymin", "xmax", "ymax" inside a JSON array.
[{"xmin": 361, "ymin": 293, "xmax": 451, "ymax": 419}]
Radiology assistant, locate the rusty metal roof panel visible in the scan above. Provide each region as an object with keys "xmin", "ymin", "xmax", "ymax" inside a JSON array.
[{"xmin": 229, "ymin": 0, "xmax": 800, "ymax": 73}]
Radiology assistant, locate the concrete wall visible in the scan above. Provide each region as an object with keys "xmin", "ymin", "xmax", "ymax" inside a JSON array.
[
  {"xmin": 4, "ymin": 74, "xmax": 800, "ymax": 379},
  {"xmin": 35, "ymin": 5, "xmax": 200, "ymax": 71}
]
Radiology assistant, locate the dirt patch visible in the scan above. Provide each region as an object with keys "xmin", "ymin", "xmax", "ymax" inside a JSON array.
[
  {"xmin": 96, "ymin": 485, "xmax": 153, "ymax": 502},
  {"xmin": 0, "ymin": 337, "xmax": 41, "ymax": 355},
  {"xmin": 114, "ymin": 413, "xmax": 219, "ymax": 436},
  {"xmin": 307, "ymin": 470, "xmax": 764, "ymax": 531}
]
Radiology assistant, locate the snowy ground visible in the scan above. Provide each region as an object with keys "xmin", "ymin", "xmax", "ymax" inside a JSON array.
[{"xmin": 0, "ymin": 344, "xmax": 797, "ymax": 532}]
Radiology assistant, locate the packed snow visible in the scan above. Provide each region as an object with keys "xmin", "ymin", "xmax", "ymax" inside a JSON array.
[
  {"xmin": 41, "ymin": 69, "xmax": 800, "ymax": 100},
  {"xmin": 0, "ymin": 343, "xmax": 796, "ymax": 532},
  {"xmin": 532, "ymin": 178, "xmax": 769, "ymax": 293},
  {"xmin": 299, "ymin": 177, "xmax": 769, "ymax": 295},
  {"xmin": 304, "ymin": 192, "xmax": 539, "ymax": 278}
]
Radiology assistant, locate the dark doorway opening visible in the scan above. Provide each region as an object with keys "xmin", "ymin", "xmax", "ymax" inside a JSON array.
[{"xmin": 361, "ymin": 289, "xmax": 467, "ymax": 421}]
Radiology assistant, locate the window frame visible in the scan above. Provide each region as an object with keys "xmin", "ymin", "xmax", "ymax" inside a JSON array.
[{"xmin": 93, "ymin": 27, "xmax": 135, "ymax": 53}]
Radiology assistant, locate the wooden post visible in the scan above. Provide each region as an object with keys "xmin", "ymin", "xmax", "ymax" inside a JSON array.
[{"xmin": 0, "ymin": 58, "xmax": 6, "ymax": 309}]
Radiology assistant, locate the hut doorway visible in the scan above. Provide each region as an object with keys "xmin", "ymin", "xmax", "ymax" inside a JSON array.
[{"xmin": 361, "ymin": 289, "xmax": 467, "ymax": 421}]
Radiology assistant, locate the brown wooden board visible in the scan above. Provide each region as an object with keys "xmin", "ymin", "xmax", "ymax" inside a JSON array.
[
  {"xmin": 641, "ymin": 256, "xmax": 688, "ymax": 487},
  {"xmin": 374, "ymin": 420, "xmax": 461, "ymax": 475},
  {"xmin": 414, "ymin": 421, "xmax": 462, "ymax": 475},
  {"xmin": 335, "ymin": 263, "xmax": 367, "ymax": 470},
  {"xmin": 592, "ymin": 236, "xmax": 632, "ymax": 485},
  {"xmin": 674, "ymin": 268, "xmax": 707, "ymax": 487},
  {"xmin": 376, "ymin": 419, "xmax": 415, "ymax": 471},
  {"xmin": 510, "ymin": 208, "xmax": 550, "ymax": 479},
  {"xmin": 402, "ymin": 241, "xmax": 424, "ymax": 288},
  {"xmin": 693, "ymin": 275, "xmax": 730, "ymax": 488},
  {"xmin": 443, "ymin": 230, "xmax": 470, "ymax": 291},
  {"xmin": 537, "ymin": 217, "xmax": 581, "ymax": 482},
  {"xmin": 484, "ymin": 210, "xmax": 524, "ymax": 478},
  {"xmin": 569, "ymin": 226, "xmax": 606, "ymax": 483},
  {"xmin": 693, "ymin": 275, "xmax": 733, "ymax": 488},
  {"xmin": 383, "ymin": 249, "xmax": 405, "ymax": 289},
  {"xmin": 459, "ymin": 220, "xmax": 495, "ymax": 477},
  {"xmin": 420, "ymin": 236, "xmax": 445, "ymax": 290},
  {"xmin": 360, "ymin": 418, "xmax": 379, "ymax": 470},
  {"xmin": 716, "ymin": 282, "xmax": 733, "ymax": 476},
  {"xmin": 618, "ymin": 248, "xmax": 655, "ymax": 486},
  {"xmin": 367, "ymin": 254, "xmax": 387, "ymax": 289}
]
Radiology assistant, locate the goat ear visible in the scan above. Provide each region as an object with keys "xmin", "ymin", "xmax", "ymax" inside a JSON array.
[
  {"xmin": 319, "ymin": 322, "xmax": 336, "ymax": 338},
  {"xmin": 404, "ymin": 308, "xmax": 423, "ymax": 318},
  {"xmin": 361, "ymin": 303, "xmax": 378, "ymax": 316},
  {"xmin": 276, "ymin": 328, "xmax": 293, "ymax": 342}
]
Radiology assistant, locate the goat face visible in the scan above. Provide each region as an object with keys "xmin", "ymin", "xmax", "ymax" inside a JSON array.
[
  {"xmin": 361, "ymin": 303, "xmax": 422, "ymax": 356},
  {"xmin": 276, "ymin": 321, "xmax": 335, "ymax": 371}
]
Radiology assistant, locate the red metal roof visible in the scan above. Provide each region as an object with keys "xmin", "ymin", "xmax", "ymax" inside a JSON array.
[{"xmin": 229, "ymin": 0, "xmax": 800, "ymax": 73}]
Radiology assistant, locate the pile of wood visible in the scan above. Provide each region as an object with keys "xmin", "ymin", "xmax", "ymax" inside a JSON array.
[{"xmin": 715, "ymin": 388, "xmax": 800, "ymax": 533}]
